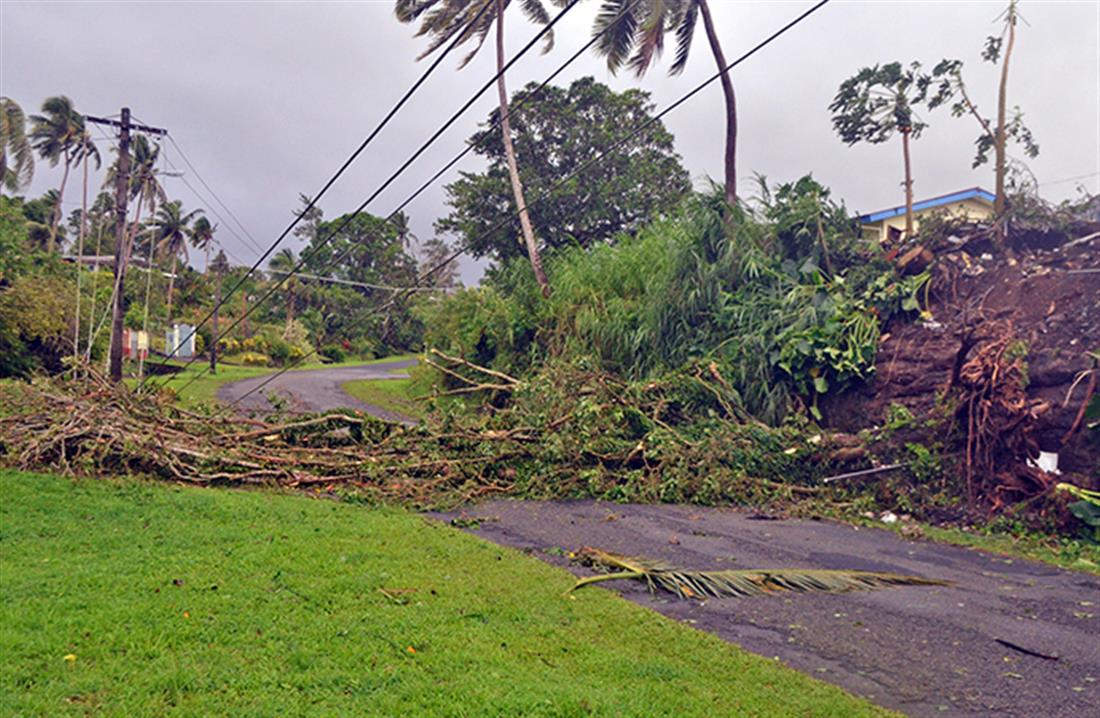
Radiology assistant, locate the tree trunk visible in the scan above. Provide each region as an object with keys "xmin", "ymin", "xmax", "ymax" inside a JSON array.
[
  {"xmin": 697, "ymin": 0, "xmax": 738, "ymax": 207},
  {"xmin": 211, "ymin": 270, "xmax": 220, "ymax": 376},
  {"xmin": 994, "ymin": 1, "xmax": 1017, "ymax": 231},
  {"xmin": 901, "ymin": 126, "xmax": 914, "ymax": 238},
  {"xmin": 73, "ymin": 152, "xmax": 89, "ymax": 359},
  {"xmin": 48, "ymin": 150, "xmax": 71, "ymax": 253},
  {"xmin": 287, "ymin": 281, "xmax": 295, "ymax": 329},
  {"xmin": 495, "ymin": 0, "xmax": 550, "ymax": 297},
  {"xmin": 138, "ymin": 190, "xmax": 157, "ymax": 379},
  {"xmin": 166, "ymin": 253, "xmax": 178, "ymax": 323}
]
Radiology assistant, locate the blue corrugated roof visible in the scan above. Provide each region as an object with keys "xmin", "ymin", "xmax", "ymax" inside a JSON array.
[{"xmin": 859, "ymin": 187, "xmax": 995, "ymax": 223}]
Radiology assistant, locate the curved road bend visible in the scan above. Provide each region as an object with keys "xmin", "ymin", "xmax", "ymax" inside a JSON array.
[{"xmin": 216, "ymin": 358, "xmax": 418, "ymax": 425}]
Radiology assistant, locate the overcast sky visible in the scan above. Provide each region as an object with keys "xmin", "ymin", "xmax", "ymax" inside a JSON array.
[{"xmin": 3, "ymin": 0, "xmax": 1097, "ymax": 283}]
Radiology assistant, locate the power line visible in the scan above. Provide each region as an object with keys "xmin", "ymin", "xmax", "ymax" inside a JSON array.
[
  {"xmin": 151, "ymin": 0, "xmax": 582, "ymax": 392},
  {"xmin": 142, "ymin": 0, "xmax": 499, "ymax": 380},
  {"xmin": 226, "ymin": 0, "xmax": 833, "ymax": 410},
  {"xmin": 268, "ymin": 269, "xmax": 446, "ymax": 292},
  {"xmin": 1038, "ymin": 171, "xmax": 1100, "ymax": 187},
  {"xmin": 159, "ymin": 153, "xmax": 255, "ymax": 266},
  {"xmin": 165, "ymin": 134, "xmax": 268, "ymax": 256}
]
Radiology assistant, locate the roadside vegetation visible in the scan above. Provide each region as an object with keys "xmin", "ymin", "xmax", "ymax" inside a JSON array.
[
  {"xmin": 0, "ymin": 470, "xmax": 891, "ymax": 717},
  {"xmin": 2, "ymin": 0, "xmax": 1097, "ymax": 576}
]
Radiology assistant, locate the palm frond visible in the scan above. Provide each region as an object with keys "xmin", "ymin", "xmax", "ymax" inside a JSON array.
[
  {"xmin": 669, "ymin": 0, "xmax": 698, "ymax": 75},
  {"xmin": 628, "ymin": 0, "xmax": 667, "ymax": 77},
  {"xmin": 520, "ymin": 0, "xmax": 555, "ymax": 54},
  {"xmin": 593, "ymin": 0, "xmax": 639, "ymax": 74},
  {"xmin": 570, "ymin": 547, "xmax": 951, "ymax": 599}
]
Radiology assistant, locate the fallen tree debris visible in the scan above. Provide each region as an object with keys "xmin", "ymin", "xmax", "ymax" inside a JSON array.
[{"xmin": 568, "ymin": 547, "xmax": 950, "ymax": 599}]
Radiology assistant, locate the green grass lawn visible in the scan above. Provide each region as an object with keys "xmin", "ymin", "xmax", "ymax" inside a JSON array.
[
  {"xmin": 341, "ymin": 362, "xmax": 433, "ymax": 420},
  {"xmin": 149, "ymin": 354, "xmax": 418, "ymax": 408},
  {"xmin": 0, "ymin": 471, "xmax": 890, "ymax": 717}
]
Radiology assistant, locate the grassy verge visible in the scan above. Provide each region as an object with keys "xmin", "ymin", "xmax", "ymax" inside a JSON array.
[
  {"xmin": 340, "ymin": 362, "xmax": 433, "ymax": 420},
  {"xmin": 913, "ymin": 523, "xmax": 1099, "ymax": 574},
  {"xmin": 149, "ymin": 354, "xmax": 418, "ymax": 408},
  {"xmin": 0, "ymin": 470, "xmax": 889, "ymax": 717}
]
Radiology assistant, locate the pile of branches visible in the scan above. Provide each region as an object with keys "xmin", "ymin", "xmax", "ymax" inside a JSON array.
[
  {"xmin": 947, "ymin": 322, "xmax": 1053, "ymax": 511},
  {"xmin": 0, "ymin": 357, "xmax": 836, "ymax": 509}
]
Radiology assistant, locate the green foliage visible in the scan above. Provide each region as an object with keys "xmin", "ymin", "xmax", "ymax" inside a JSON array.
[
  {"xmin": 424, "ymin": 184, "xmax": 906, "ymax": 425},
  {"xmin": 437, "ymin": 77, "xmax": 690, "ymax": 261},
  {"xmin": 884, "ymin": 403, "xmax": 916, "ymax": 433},
  {"xmin": 0, "ymin": 273, "xmax": 75, "ymax": 377},
  {"xmin": 237, "ymin": 351, "xmax": 270, "ymax": 367},
  {"xmin": 319, "ymin": 344, "xmax": 347, "ymax": 363},
  {"xmin": 905, "ymin": 442, "xmax": 943, "ymax": 483},
  {"xmin": 830, "ymin": 61, "xmax": 954, "ymax": 143}
]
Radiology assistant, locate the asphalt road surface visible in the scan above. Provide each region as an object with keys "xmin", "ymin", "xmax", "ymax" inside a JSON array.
[
  {"xmin": 434, "ymin": 499, "xmax": 1100, "ymax": 717},
  {"xmin": 217, "ymin": 359, "xmax": 418, "ymax": 424}
]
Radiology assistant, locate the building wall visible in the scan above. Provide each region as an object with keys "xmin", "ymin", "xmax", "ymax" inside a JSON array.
[{"xmin": 863, "ymin": 199, "xmax": 994, "ymax": 243}]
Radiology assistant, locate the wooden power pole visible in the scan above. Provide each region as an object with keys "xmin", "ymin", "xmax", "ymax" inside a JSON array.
[{"xmin": 86, "ymin": 109, "xmax": 166, "ymax": 382}]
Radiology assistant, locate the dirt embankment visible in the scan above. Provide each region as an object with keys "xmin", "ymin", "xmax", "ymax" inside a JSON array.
[{"xmin": 825, "ymin": 232, "xmax": 1099, "ymax": 489}]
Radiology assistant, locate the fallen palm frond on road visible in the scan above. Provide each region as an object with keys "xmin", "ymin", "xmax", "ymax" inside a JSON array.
[{"xmin": 569, "ymin": 547, "xmax": 950, "ymax": 599}]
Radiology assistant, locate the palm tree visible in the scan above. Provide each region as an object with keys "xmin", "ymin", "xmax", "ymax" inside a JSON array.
[
  {"xmin": 189, "ymin": 216, "xmax": 217, "ymax": 274},
  {"xmin": 154, "ymin": 200, "xmax": 203, "ymax": 322},
  {"xmin": 30, "ymin": 96, "xmax": 99, "ymax": 252},
  {"xmin": 1, "ymin": 97, "xmax": 33, "ymax": 194},
  {"xmin": 396, "ymin": 0, "xmax": 555, "ymax": 296},
  {"xmin": 268, "ymin": 248, "xmax": 298, "ymax": 330},
  {"xmin": 593, "ymin": 0, "xmax": 739, "ymax": 206}
]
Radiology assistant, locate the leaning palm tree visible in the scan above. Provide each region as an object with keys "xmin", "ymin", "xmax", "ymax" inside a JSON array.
[
  {"xmin": 154, "ymin": 200, "xmax": 203, "ymax": 322},
  {"xmin": 1, "ymin": 97, "xmax": 34, "ymax": 194},
  {"xmin": 30, "ymin": 96, "xmax": 98, "ymax": 252},
  {"xmin": 268, "ymin": 248, "xmax": 299, "ymax": 330},
  {"xmin": 593, "ymin": 0, "xmax": 739, "ymax": 206},
  {"xmin": 189, "ymin": 216, "xmax": 217, "ymax": 274},
  {"xmin": 395, "ymin": 0, "xmax": 556, "ymax": 296}
]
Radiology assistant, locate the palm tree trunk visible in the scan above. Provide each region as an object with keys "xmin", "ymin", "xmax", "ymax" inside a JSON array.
[
  {"xmin": 73, "ymin": 152, "xmax": 89, "ymax": 360},
  {"xmin": 287, "ymin": 281, "xmax": 295, "ymax": 329},
  {"xmin": 697, "ymin": 0, "xmax": 738, "ymax": 207},
  {"xmin": 994, "ymin": 1, "xmax": 1017, "ymax": 233},
  {"xmin": 166, "ymin": 253, "xmax": 178, "ymax": 324},
  {"xmin": 48, "ymin": 150, "xmax": 71, "ymax": 253},
  {"xmin": 901, "ymin": 126, "xmax": 914, "ymax": 238},
  {"xmin": 138, "ymin": 224, "xmax": 157, "ymax": 380},
  {"xmin": 85, "ymin": 209, "xmax": 107, "ymax": 359},
  {"xmin": 495, "ymin": 0, "xmax": 550, "ymax": 297},
  {"xmin": 204, "ymin": 241, "xmax": 211, "ymax": 275}
]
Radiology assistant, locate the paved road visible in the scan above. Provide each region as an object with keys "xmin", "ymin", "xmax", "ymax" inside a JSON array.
[
  {"xmin": 217, "ymin": 359, "xmax": 418, "ymax": 424},
  {"xmin": 434, "ymin": 500, "xmax": 1100, "ymax": 717}
]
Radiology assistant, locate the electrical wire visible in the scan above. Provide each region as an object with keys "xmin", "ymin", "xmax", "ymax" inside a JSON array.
[
  {"xmin": 141, "ymin": 0, "xmax": 498, "ymax": 378},
  {"xmin": 227, "ymin": 0, "xmax": 833, "ymax": 410},
  {"xmin": 151, "ymin": 0, "xmax": 582, "ymax": 392}
]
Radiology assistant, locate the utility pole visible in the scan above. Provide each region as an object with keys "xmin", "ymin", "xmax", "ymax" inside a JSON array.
[
  {"xmin": 209, "ymin": 251, "xmax": 228, "ymax": 376},
  {"xmin": 86, "ymin": 109, "xmax": 166, "ymax": 382}
]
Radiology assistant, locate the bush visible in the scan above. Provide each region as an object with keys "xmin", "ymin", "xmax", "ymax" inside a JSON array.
[
  {"xmin": 0, "ymin": 274, "xmax": 75, "ymax": 377},
  {"xmin": 267, "ymin": 337, "xmax": 292, "ymax": 365},
  {"xmin": 238, "ymin": 352, "xmax": 270, "ymax": 366},
  {"xmin": 320, "ymin": 344, "xmax": 347, "ymax": 363}
]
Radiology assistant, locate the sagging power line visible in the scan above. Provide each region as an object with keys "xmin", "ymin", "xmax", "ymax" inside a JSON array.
[{"xmin": 226, "ymin": 0, "xmax": 833, "ymax": 409}]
